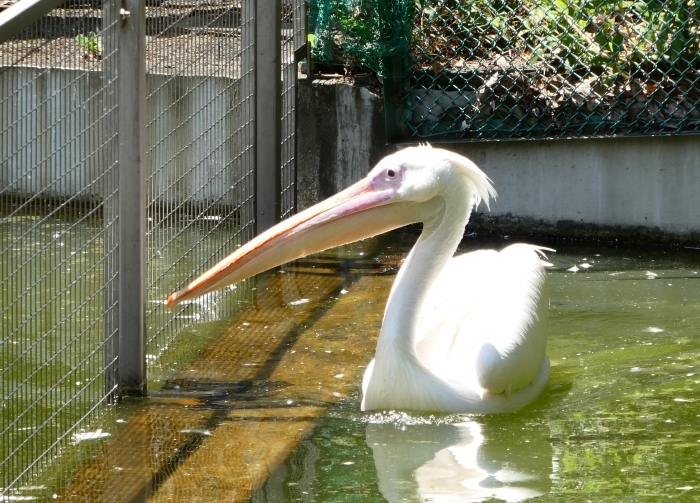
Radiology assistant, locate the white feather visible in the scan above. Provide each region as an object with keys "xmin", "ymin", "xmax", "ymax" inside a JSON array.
[{"xmin": 361, "ymin": 147, "xmax": 551, "ymax": 413}]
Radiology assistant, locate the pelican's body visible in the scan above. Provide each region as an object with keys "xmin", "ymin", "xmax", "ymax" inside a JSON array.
[
  {"xmin": 168, "ymin": 146, "xmax": 551, "ymax": 413},
  {"xmin": 362, "ymin": 243, "xmax": 550, "ymax": 413}
]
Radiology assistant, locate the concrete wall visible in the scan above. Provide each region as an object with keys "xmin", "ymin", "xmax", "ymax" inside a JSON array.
[
  {"xmin": 1, "ymin": 67, "xmax": 243, "ymax": 207},
  {"xmin": 145, "ymin": 73, "xmax": 244, "ymax": 208},
  {"xmin": 448, "ymin": 136, "xmax": 700, "ymax": 239},
  {"xmin": 1, "ymin": 68, "xmax": 108, "ymax": 200},
  {"xmin": 297, "ymin": 78, "xmax": 700, "ymax": 242},
  {"xmin": 5, "ymin": 66, "xmax": 699, "ymax": 241},
  {"xmin": 296, "ymin": 80, "xmax": 393, "ymax": 211}
]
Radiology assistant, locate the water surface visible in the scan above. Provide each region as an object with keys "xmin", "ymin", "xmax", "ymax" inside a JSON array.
[
  {"xmin": 252, "ymin": 232, "xmax": 700, "ymax": 502},
  {"xmin": 5, "ymin": 220, "xmax": 700, "ymax": 502}
]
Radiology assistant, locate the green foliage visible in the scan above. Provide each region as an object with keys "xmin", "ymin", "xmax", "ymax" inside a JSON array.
[
  {"xmin": 76, "ymin": 32, "xmax": 103, "ymax": 59},
  {"xmin": 312, "ymin": 0, "xmax": 699, "ymax": 81},
  {"xmin": 308, "ymin": 0, "xmax": 416, "ymax": 74},
  {"xmin": 412, "ymin": 0, "xmax": 699, "ymax": 80}
]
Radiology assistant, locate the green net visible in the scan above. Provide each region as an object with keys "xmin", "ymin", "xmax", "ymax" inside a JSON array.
[{"xmin": 308, "ymin": 0, "xmax": 414, "ymax": 75}]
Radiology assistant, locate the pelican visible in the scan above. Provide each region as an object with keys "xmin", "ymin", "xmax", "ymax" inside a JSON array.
[{"xmin": 168, "ymin": 145, "xmax": 551, "ymax": 413}]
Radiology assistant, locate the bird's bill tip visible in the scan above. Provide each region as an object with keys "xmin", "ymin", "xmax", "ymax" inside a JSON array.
[{"xmin": 166, "ymin": 292, "xmax": 179, "ymax": 309}]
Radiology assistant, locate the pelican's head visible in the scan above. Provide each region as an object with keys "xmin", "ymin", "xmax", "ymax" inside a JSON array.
[
  {"xmin": 366, "ymin": 145, "xmax": 496, "ymax": 210},
  {"xmin": 167, "ymin": 146, "xmax": 495, "ymax": 307}
]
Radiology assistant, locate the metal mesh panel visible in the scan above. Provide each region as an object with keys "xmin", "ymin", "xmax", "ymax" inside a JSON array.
[
  {"xmin": 280, "ymin": 0, "xmax": 305, "ymax": 220},
  {"xmin": 1, "ymin": 0, "xmax": 297, "ymax": 494},
  {"xmin": 144, "ymin": 0, "xmax": 255, "ymax": 359},
  {"xmin": 312, "ymin": 0, "xmax": 700, "ymax": 141},
  {"xmin": 0, "ymin": 0, "xmax": 120, "ymax": 496}
]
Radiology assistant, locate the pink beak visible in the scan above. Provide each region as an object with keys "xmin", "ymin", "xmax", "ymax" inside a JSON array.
[{"xmin": 167, "ymin": 177, "xmax": 435, "ymax": 308}]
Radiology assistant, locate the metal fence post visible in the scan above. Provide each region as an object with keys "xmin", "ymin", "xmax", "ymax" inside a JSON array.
[
  {"xmin": 255, "ymin": 0, "xmax": 282, "ymax": 232},
  {"xmin": 117, "ymin": 0, "xmax": 147, "ymax": 396},
  {"xmin": 103, "ymin": 0, "xmax": 120, "ymax": 401},
  {"xmin": 382, "ymin": 55, "xmax": 410, "ymax": 143}
]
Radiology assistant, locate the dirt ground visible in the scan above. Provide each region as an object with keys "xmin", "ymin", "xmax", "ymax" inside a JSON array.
[{"xmin": 1, "ymin": 3, "xmax": 245, "ymax": 78}]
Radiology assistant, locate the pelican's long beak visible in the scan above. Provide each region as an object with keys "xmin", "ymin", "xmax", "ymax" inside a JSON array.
[{"xmin": 167, "ymin": 178, "xmax": 436, "ymax": 308}]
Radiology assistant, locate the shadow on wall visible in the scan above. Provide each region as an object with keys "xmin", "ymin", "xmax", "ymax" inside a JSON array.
[{"xmin": 296, "ymin": 79, "xmax": 394, "ymax": 211}]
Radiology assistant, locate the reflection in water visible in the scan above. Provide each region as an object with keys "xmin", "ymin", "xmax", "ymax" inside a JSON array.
[{"xmin": 367, "ymin": 416, "xmax": 553, "ymax": 502}]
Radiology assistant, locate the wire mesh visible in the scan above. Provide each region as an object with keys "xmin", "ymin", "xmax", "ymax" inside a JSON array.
[
  {"xmin": 309, "ymin": 0, "xmax": 413, "ymax": 74},
  {"xmin": 311, "ymin": 0, "xmax": 700, "ymax": 141},
  {"xmin": 280, "ymin": 0, "xmax": 305, "ymax": 220},
  {"xmin": 144, "ymin": 0, "xmax": 256, "ymax": 360},
  {"xmin": 0, "ymin": 0, "xmax": 120, "ymax": 497},
  {"xmin": 2, "ymin": 0, "xmax": 299, "ymax": 495}
]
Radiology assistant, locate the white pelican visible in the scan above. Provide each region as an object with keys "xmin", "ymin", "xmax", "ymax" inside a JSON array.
[{"xmin": 168, "ymin": 145, "xmax": 551, "ymax": 413}]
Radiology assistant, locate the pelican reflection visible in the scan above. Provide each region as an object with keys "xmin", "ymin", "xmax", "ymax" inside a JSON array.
[{"xmin": 366, "ymin": 416, "xmax": 553, "ymax": 502}]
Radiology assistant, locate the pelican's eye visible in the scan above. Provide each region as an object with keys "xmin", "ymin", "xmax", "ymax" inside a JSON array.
[{"xmin": 368, "ymin": 163, "xmax": 402, "ymax": 189}]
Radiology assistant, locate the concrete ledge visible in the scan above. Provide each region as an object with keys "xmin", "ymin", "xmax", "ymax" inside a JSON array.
[
  {"xmin": 296, "ymin": 78, "xmax": 700, "ymax": 244},
  {"xmin": 470, "ymin": 214, "xmax": 700, "ymax": 246}
]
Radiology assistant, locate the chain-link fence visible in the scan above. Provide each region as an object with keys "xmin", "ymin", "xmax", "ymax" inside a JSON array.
[
  {"xmin": 311, "ymin": 0, "xmax": 700, "ymax": 141},
  {"xmin": 1, "ymin": 0, "xmax": 303, "ymax": 497}
]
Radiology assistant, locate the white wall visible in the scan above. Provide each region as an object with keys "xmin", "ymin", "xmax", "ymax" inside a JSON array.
[
  {"xmin": 451, "ymin": 136, "xmax": 700, "ymax": 235},
  {"xmin": 1, "ymin": 67, "xmax": 243, "ymax": 206}
]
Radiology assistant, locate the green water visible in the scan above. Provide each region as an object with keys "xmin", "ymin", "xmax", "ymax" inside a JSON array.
[
  {"xmin": 255, "ymin": 236, "xmax": 700, "ymax": 502},
  {"xmin": 0, "ymin": 212, "xmax": 243, "ymax": 493},
  {"xmin": 3, "ymin": 213, "xmax": 700, "ymax": 501}
]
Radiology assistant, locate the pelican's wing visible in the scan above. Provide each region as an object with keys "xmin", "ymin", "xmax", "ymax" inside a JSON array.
[{"xmin": 416, "ymin": 243, "xmax": 551, "ymax": 394}]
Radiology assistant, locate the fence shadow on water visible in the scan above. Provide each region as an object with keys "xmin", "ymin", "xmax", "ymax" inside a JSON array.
[{"xmin": 0, "ymin": 0, "xmax": 305, "ymax": 496}]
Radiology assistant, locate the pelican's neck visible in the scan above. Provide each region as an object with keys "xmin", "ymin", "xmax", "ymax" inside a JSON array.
[{"xmin": 377, "ymin": 192, "xmax": 471, "ymax": 358}]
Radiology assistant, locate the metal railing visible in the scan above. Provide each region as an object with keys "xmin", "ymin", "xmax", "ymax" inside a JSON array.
[{"xmin": 0, "ymin": 0, "xmax": 305, "ymax": 496}]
